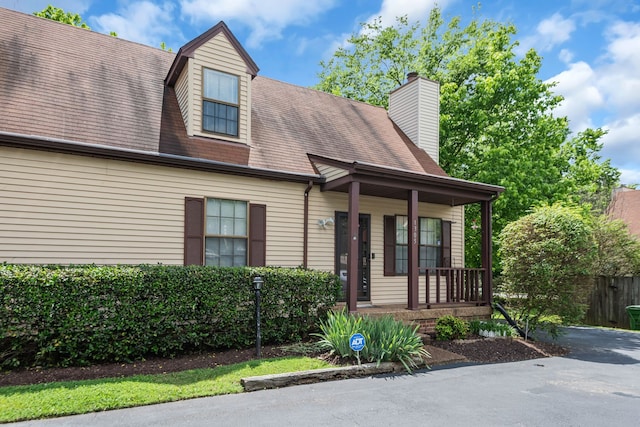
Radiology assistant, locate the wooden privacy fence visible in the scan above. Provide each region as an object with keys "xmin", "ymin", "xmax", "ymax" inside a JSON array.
[{"xmin": 584, "ymin": 276, "xmax": 640, "ymax": 329}]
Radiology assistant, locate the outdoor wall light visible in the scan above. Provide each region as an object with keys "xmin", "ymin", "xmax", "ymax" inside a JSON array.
[{"xmin": 317, "ymin": 217, "xmax": 335, "ymax": 229}]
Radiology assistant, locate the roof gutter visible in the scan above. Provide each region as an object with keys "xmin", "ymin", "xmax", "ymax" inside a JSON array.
[
  {"xmin": 0, "ymin": 131, "xmax": 324, "ymax": 184},
  {"xmin": 352, "ymin": 161, "xmax": 505, "ymax": 195},
  {"xmin": 308, "ymin": 153, "xmax": 504, "ymax": 196}
]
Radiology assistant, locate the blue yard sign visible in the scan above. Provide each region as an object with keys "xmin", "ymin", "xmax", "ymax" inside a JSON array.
[{"xmin": 349, "ymin": 333, "xmax": 366, "ymax": 352}]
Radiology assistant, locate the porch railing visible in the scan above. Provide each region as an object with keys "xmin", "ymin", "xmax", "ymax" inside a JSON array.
[{"xmin": 422, "ymin": 268, "xmax": 487, "ymax": 307}]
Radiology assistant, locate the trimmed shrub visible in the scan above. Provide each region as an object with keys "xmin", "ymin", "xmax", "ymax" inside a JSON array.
[
  {"xmin": 499, "ymin": 203, "xmax": 597, "ymax": 337},
  {"xmin": 435, "ymin": 315, "xmax": 469, "ymax": 341},
  {"xmin": 0, "ymin": 264, "xmax": 341, "ymax": 369},
  {"xmin": 314, "ymin": 310, "xmax": 430, "ymax": 372}
]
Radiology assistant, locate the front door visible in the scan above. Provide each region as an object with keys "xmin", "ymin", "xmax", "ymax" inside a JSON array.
[{"xmin": 335, "ymin": 212, "xmax": 371, "ymax": 301}]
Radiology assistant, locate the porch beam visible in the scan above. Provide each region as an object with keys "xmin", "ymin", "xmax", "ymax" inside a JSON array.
[
  {"xmin": 347, "ymin": 181, "xmax": 360, "ymax": 313},
  {"xmin": 480, "ymin": 200, "xmax": 493, "ymax": 303},
  {"xmin": 322, "ymin": 174, "xmax": 354, "ymax": 192},
  {"xmin": 353, "ymin": 174, "xmax": 496, "ymax": 200},
  {"xmin": 407, "ymin": 189, "xmax": 419, "ymax": 310}
]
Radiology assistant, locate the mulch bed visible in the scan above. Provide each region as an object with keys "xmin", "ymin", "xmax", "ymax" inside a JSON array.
[
  {"xmin": 428, "ymin": 336, "xmax": 568, "ymax": 363},
  {"xmin": 0, "ymin": 338, "xmax": 568, "ymax": 387}
]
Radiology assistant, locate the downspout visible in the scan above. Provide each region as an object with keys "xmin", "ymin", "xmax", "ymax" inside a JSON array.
[{"xmin": 303, "ymin": 181, "xmax": 313, "ymax": 268}]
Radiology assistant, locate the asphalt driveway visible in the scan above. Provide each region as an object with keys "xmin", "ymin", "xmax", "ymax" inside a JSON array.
[{"xmin": 12, "ymin": 327, "xmax": 640, "ymax": 427}]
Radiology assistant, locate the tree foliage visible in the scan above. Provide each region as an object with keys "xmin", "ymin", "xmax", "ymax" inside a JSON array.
[
  {"xmin": 34, "ymin": 5, "xmax": 91, "ymax": 29},
  {"xmin": 562, "ymin": 128, "xmax": 620, "ymax": 214},
  {"xmin": 591, "ymin": 215, "xmax": 640, "ymax": 276},
  {"xmin": 315, "ymin": 7, "xmax": 619, "ymax": 266},
  {"xmin": 498, "ymin": 204, "xmax": 597, "ymax": 336}
]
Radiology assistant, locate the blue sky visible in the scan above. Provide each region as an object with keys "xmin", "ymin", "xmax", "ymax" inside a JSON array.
[{"xmin": 2, "ymin": 0, "xmax": 639, "ymax": 185}]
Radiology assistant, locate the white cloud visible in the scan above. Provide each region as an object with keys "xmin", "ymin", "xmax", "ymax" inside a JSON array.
[
  {"xmin": 601, "ymin": 114, "xmax": 640, "ymax": 184},
  {"xmin": 537, "ymin": 13, "xmax": 575, "ymax": 46},
  {"xmin": 606, "ymin": 21, "xmax": 640, "ymax": 68},
  {"xmin": 618, "ymin": 168, "xmax": 640, "ymax": 186},
  {"xmin": 517, "ymin": 13, "xmax": 576, "ymax": 55},
  {"xmin": 90, "ymin": 1, "xmax": 180, "ymax": 48},
  {"xmin": 546, "ymin": 18, "xmax": 640, "ymax": 184},
  {"xmin": 370, "ymin": 0, "xmax": 444, "ymax": 27},
  {"xmin": 558, "ymin": 48, "xmax": 574, "ymax": 64},
  {"xmin": 598, "ymin": 21, "xmax": 640, "ymax": 115},
  {"xmin": 545, "ymin": 61, "xmax": 603, "ymax": 131},
  {"xmin": 179, "ymin": 0, "xmax": 337, "ymax": 48}
]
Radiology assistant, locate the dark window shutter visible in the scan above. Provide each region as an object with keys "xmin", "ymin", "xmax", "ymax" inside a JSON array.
[
  {"xmin": 442, "ymin": 220, "xmax": 452, "ymax": 268},
  {"xmin": 383, "ymin": 215, "xmax": 396, "ymax": 276},
  {"xmin": 184, "ymin": 197, "xmax": 204, "ymax": 265},
  {"xmin": 249, "ymin": 203, "xmax": 266, "ymax": 266}
]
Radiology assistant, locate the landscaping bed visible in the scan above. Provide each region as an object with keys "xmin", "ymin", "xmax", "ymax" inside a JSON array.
[
  {"xmin": 428, "ymin": 336, "xmax": 568, "ymax": 363},
  {"xmin": 0, "ymin": 337, "xmax": 567, "ymax": 387}
]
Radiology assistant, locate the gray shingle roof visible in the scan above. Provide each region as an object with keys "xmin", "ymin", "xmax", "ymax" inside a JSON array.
[
  {"xmin": 0, "ymin": 7, "xmax": 446, "ymax": 178},
  {"xmin": 0, "ymin": 8, "xmax": 173, "ymax": 153}
]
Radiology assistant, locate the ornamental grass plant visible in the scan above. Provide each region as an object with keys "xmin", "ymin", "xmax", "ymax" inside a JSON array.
[{"xmin": 314, "ymin": 310, "xmax": 430, "ymax": 372}]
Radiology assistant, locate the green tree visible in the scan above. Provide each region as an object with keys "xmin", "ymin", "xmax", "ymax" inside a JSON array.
[
  {"xmin": 34, "ymin": 5, "xmax": 90, "ymax": 29},
  {"xmin": 315, "ymin": 7, "xmax": 619, "ymax": 266},
  {"xmin": 498, "ymin": 204, "xmax": 597, "ymax": 337},
  {"xmin": 591, "ymin": 215, "xmax": 640, "ymax": 277},
  {"xmin": 562, "ymin": 128, "xmax": 621, "ymax": 214}
]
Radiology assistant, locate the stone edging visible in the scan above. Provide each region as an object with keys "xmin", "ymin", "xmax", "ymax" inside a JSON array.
[{"xmin": 241, "ymin": 362, "xmax": 412, "ymax": 392}]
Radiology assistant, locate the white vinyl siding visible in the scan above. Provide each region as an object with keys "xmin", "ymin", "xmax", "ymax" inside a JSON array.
[
  {"xmin": 1, "ymin": 146, "xmax": 465, "ymax": 306},
  {"xmin": 313, "ymin": 163, "xmax": 349, "ymax": 181},
  {"xmin": 388, "ymin": 77, "xmax": 440, "ymax": 164},
  {"xmin": 175, "ymin": 64, "xmax": 191, "ymax": 134},
  {"xmin": 0, "ymin": 147, "xmax": 301, "ymax": 265}
]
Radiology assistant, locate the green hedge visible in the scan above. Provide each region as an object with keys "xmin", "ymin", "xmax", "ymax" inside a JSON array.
[{"xmin": 0, "ymin": 264, "xmax": 341, "ymax": 369}]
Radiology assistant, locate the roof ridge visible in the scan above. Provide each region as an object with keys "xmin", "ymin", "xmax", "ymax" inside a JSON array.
[{"xmin": 0, "ymin": 6, "xmax": 176, "ymax": 56}]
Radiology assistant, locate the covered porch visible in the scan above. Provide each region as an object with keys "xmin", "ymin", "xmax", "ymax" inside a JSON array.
[{"xmin": 310, "ymin": 155, "xmax": 504, "ymax": 314}]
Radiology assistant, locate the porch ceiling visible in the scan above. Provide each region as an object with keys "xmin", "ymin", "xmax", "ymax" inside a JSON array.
[{"xmin": 309, "ymin": 155, "xmax": 504, "ymax": 206}]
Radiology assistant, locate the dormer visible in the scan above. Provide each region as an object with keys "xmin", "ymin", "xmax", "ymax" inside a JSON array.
[{"xmin": 165, "ymin": 22, "xmax": 259, "ymax": 145}]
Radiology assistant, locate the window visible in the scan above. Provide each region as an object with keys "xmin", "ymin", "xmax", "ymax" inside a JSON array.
[
  {"xmin": 184, "ymin": 198, "xmax": 266, "ymax": 266},
  {"xmin": 205, "ymin": 198, "xmax": 247, "ymax": 266},
  {"xmin": 395, "ymin": 216, "xmax": 409, "ymax": 274},
  {"xmin": 384, "ymin": 215, "xmax": 451, "ymax": 275},
  {"xmin": 203, "ymin": 68, "xmax": 239, "ymax": 136},
  {"xmin": 419, "ymin": 218, "xmax": 442, "ymax": 269}
]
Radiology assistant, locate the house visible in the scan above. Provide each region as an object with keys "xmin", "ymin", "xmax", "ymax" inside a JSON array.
[
  {"xmin": 608, "ymin": 187, "xmax": 640, "ymax": 239},
  {"xmin": 0, "ymin": 8, "xmax": 503, "ymax": 319}
]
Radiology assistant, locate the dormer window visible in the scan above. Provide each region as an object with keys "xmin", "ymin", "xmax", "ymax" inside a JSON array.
[{"xmin": 203, "ymin": 68, "xmax": 239, "ymax": 137}]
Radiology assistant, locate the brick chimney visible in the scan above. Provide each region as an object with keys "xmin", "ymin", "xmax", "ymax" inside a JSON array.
[{"xmin": 388, "ymin": 73, "xmax": 440, "ymax": 164}]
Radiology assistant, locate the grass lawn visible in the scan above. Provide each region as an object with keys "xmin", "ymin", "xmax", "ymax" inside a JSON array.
[{"xmin": 0, "ymin": 356, "xmax": 331, "ymax": 423}]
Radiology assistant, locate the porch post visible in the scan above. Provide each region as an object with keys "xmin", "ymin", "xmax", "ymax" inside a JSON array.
[
  {"xmin": 347, "ymin": 181, "xmax": 360, "ymax": 313},
  {"xmin": 480, "ymin": 200, "xmax": 493, "ymax": 304},
  {"xmin": 407, "ymin": 189, "xmax": 419, "ymax": 310}
]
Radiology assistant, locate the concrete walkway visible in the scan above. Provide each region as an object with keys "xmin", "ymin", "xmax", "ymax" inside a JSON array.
[{"xmin": 11, "ymin": 327, "xmax": 640, "ymax": 427}]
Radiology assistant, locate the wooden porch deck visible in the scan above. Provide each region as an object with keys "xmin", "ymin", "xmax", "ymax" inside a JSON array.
[
  {"xmin": 337, "ymin": 303, "xmax": 493, "ymax": 334},
  {"xmin": 337, "ymin": 267, "xmax": 493, "ymax": 333}
]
